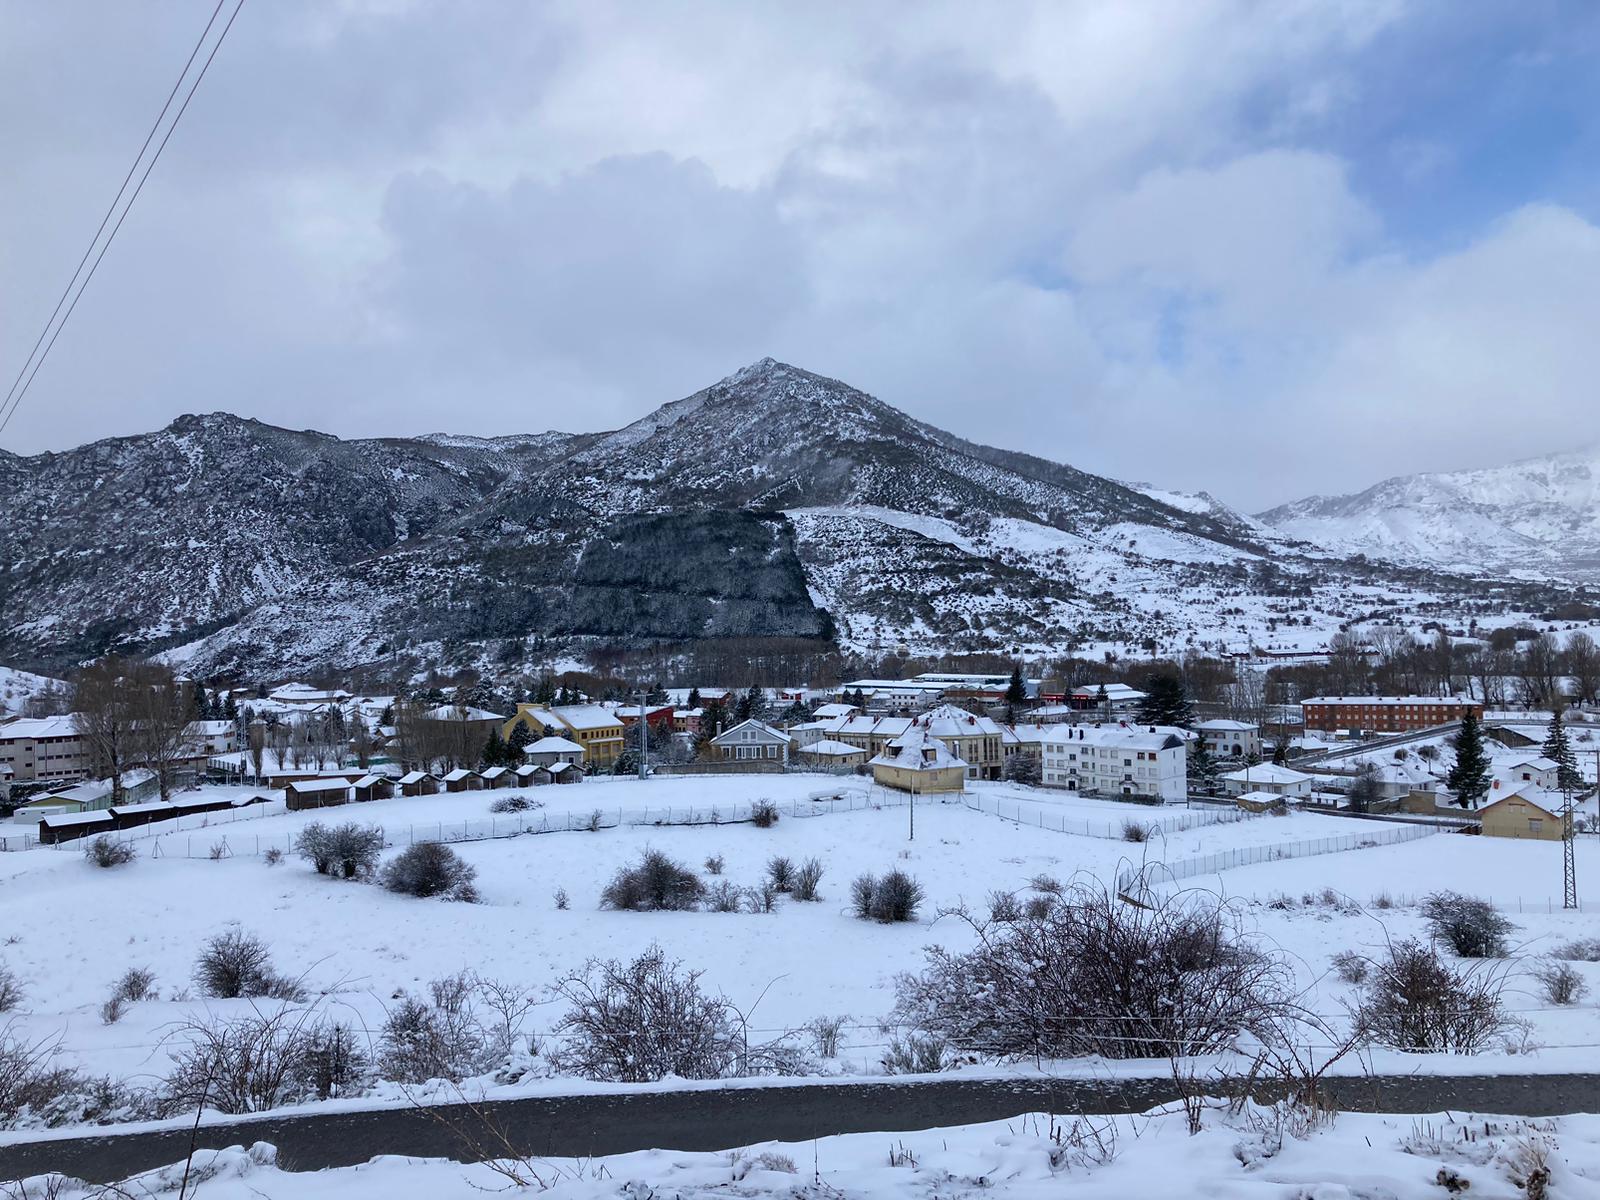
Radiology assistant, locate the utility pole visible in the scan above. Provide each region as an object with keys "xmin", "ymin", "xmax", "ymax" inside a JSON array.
[
  {"xmin": 637, "ymin": 691, "xmax": 648, "ymax": 781},
  {"xmin": 1563, "ymin": 779, "xmax": 1579, "ymax": 910}
]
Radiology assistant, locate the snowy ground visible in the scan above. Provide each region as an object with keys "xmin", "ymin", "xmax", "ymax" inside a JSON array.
[
  {"xmin": 22, "ymin": 1108, "xmax": 1600, "ymax": 1198},
  {"xmin": 4, "ymin": 774, "xmax": 1600, "ymax": 1132}
]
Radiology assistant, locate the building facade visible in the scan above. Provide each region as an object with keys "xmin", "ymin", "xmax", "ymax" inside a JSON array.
[
  {"xmin": 1193, "ymin": 719, "xmax": 1261, "ymax": 760},
  {"xmin": 0, "ymin": 715, "xmax": 93, "ymax": 783},
  {"xmin": 1037, "ymin": 723, "xmax": 1187, "ymax": 801},
  {"xmin": 710, "ymin": 719, "xmax": 791, "ymax": 764},
  {"xmin": 1300, "ymin": 696, "xmax": 1483, "ymax": 734},
  {"xmin": 504, "ymin": 704, "xmax": 626, "ymax": 767}
]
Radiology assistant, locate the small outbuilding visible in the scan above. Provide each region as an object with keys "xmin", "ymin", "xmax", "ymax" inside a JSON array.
[
  {"xmin": 513, "ymin": 763, "xmax": 548, "ymax": 787},
  {"xmin": 478, "ymin": 766, "xmax": 511, "ymax": 789},
  {"xmin": 397, "ymin": 771, "xmax": 440, "ymax": 797},
  {"xmin": 442, "ymin": 768, "xmax": 481, "ymax": 793},
  {"xmin": 1479, "ymin": 790, "xmax": 1565, "ymax": 840},
  {"xmin": 547, "ymin": 760, "xmax": 582, "ymax": 785},
  {"xmin": 38, "ymin": 809, "xmax": 116, "ymax": 845},
  {"xmin": 351, "ymin": 774, "xmax": 395, "ymax": 802},
  {"xmin": 794, "ymin": 738, "xmax": 867, "ymax": 768},
  {"xmin": 285, "ymin": 778, "xmax": 353, "ymax": 811}
]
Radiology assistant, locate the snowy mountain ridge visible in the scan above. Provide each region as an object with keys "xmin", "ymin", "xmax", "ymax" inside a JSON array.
[{"xmin": 1258, "ymin": 443, "xmax": 1600, "ymax": 580}]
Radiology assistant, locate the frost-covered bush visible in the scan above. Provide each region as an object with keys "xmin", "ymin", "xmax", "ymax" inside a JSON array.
[
  {"xmin": 378, "ymin": 973, "xmax": 490, "ymax": 1084},
  {"xmin": 162, "ymin": 1011, "xmax": 368, "ymax": 1115},
  {"xmin": 0, "ymin": 963, "xmax": 21, "ymax": 1013},
  {"xmin": 987, "ymin": 890, "xmax": 1021, "ymax": 923},
  {"xmin": 1420, "ymin": 891, "xmax": 1515, "ymax": 958},
  {"xmin": 194, "ymin": 928, "xmax": 302, "ymax": 1000},
  {"xmin": 766, "ymin": 856, "xmax": 795, "ymax": 892},
  {"xmin": 295, "ymin": 822, "xmax": 384, "ymax": 880},
  {"xmin": 1120, "ymin": 820, "xmax": 1149, "ymax": 843},
  {"xmin": 1330, "ymin": 950, "xmax": 1369, "ymax": 984},
  {"xmin": 704, "ymin": 854, "xmax": 725, "ymax": 875},
  {"xmin": 84, "ymin": 836, "xmax": 134, "ymax": 868},
  {"xmin": 881, "ymin": 1034, "xmax": 949, "ymax": 1075},
  {"xmin": 851, "ymin": 870, "xmax": 923, "ymax": 923},
  {"xmin": 1354, "ymin": 939, "xmax": 1512, "ymax": 1054},
  {"xmin": 1532, "ymin": 959, "xmax": 1587, "ymax": 1006},
  {"xmin": 750, "ymin": 800, "xmax": 780, "ymax": 828},
  {"xmin": 380, "ymin": 842, "xmax": 479, "ymax": 902},
  {"xmin": 0, "ymin": 1029, "xmax": 147, "ymax": 1130},
  {"xmin": 706, "ymin": 880, "xmax": 743, "ymax": 912},
  {"xmin": 600, "ymin": 850, "xmax": 703, "ymax": 911},
  {"xmin": 489, "ymin": 794, "xmax": 536, "ymax": 813},
  {"xmin": 791, "ymin": 857, "xmax": 824, "ymax": 902}
]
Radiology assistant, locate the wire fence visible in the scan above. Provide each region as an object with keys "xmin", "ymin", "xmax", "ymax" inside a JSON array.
[
  {"xmin": 1116, "ymin": 822, "xmax": 1439, "ymax": 894},
  {"xmin": 962, "ymin": 794, "xmax": 1250, "ymax": 839}
]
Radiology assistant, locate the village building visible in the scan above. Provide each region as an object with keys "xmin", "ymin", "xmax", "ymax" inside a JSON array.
[
  {"xmin": 1300, "ymin": 695, "xmax": 1483, "ymax": 735},
  {"xmin": 397, "ymin": 770, "xmax": 440, "ymax": 797},
  {"xmin": 1038, "ymin": 722, "xmax": 1187, "ymax": 801},
  {"xmin": 1193, "ymin": 719, "xmax": 1261, "ymax": 760},
  {"xmin": 1066, "ymin": 683, "xmax": 1148, "ymax": 714},
  {"xmin": 710, "ymin": 719, "xmax": 791, "ymax": 765},
  {"xmin": 1479, "ymin": 791, "xmax": 1565, "ymax": 840},
  {"xmin": 523, "ymin": 736, "xmax": 586, "ymax": 767},
  {"xmin": 441, "ymin": 768, "xmax": 481, "ymax": 793},
  {"xmin": 1222, "ymin": 762, "xmax": 1314, "ymax": 798},
  {"xmin": 0, "ymin": 714, "xmax": 93, "ymax": 783},
  {"xmin": 793, "ymin": 738, "xmax": 867, "ymax": 768},
  {"xmin": 812, "ymin": 705, "xmax": 1005, "ymax": 780},
  {"xmin": 869, "ymin": 726, "xmax": 967, "ymax": 793},
  {"xmin": 503, "ymin": 704, "xmax": 625, "ymax": 767}
]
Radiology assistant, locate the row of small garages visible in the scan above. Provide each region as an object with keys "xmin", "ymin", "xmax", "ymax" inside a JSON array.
[
  {"xmin": 284, "ymin": 763, "xmax": 581, "ymax": 811},
  {"xmin": 36, "ymin": 794, "xmax": 265, "ymax": 845}
]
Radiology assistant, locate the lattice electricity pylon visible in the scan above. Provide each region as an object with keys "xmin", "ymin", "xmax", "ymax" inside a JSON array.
[{"xmin": 1563, "ymin": 790, "xmax": 1579, "ymax": 911}]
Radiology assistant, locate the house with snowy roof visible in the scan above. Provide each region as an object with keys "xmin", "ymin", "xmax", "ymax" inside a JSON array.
[
  {"xmin": 1193, "ymin": 719, "xmax": 1261, "ymax": 760},
  {"xmin": 869, "ymin": 726, "xmax": 967, "ymax": 794},
  {"xmin": 503, "ymin": 704, "xmax": 625, "ymax": 767},
  {"xmin": 793, "ymin": 738, "xmax": 867, "ymax": 768},
  {"xmin": 1221, "ymin": 762, "xmax": 1314, "ymax": 799},
  {"xmin": 710, "ymin": 719, "xmax": 791, "ymax": 765}
]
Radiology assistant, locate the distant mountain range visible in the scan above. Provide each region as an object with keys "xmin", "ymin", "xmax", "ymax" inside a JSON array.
[
  {"xmin": 1258, "ymin": 445, "xmax": 1600, "ymax": 582},
  {"xmin": 0, "ymin": 359, "xmax": 1586, "ymax": 680}
]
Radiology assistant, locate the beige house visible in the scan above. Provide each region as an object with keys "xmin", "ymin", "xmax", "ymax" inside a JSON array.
[
  {"xmin": 504, "ymin": 704, "xmax": 625, "ymax": 767},
  {"xmin": 817, "ymin": 704, "xmax": 1005, "ymax": 780},
  {"xmin": 1479, "ymin": 791, "xmax": 1564, "ymax": 840},
  {"xmin": 794, "ymin": 738, "xmax": 867, "ymax": 768},
  {"xmin": 869, "ymin": 726, "xmax": 967, "ymax": 794}
]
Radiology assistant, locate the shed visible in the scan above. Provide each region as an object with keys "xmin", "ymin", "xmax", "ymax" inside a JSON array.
[
  {"xmin": 478, "ymin": 766, "xmax": 510, "ymax": 789},
  {"xmin": 442, "ymin": 768, "xmax": 481, "ymax": 793},
  {"xmin": 1479, "ymin": 792, "xmax": 1564, "ymax": 840},
  {"xmin": 285, "ymin": 778, "xmax": 353, "ymax": 811},
  {"xmin": 352, "ymin": 774, "xmax": 395, "ymax": 802},
  {"xmin": 108, "ymin": 801, "xmax": 178, "ymax": 830},
  {"xmin": 169, "ymin": 795, "xmax": 234, "ymax": 817},
  {"xmin": 547, "ymin": 761, "xmax": 582, "ymax": 785},
  {"xmin": 514, "ymin": 763, "xmax": 550, "ymax": 786},
  {"xmin": 397, "ymin": 771, "xmax": 440, "ymax": 797},
  {"xmin": 38, "ymin": 809, "xmax": 115, "ymax": 845}
]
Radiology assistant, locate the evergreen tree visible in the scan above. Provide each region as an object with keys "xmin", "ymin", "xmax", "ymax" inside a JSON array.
[
  {"xmin": 687, "ymin": 687, "xmax": 703, "ymax": 710},
  {"xmin": 1134, "ymin": 673, "xmax": 1195, "ymax": 728},
  {"xmin": 1447, "ymin": 711, "xmax": 1492, "ymax": 809},
  {"xmin": 192, "ymin": 683, "xmax": 209, "ymax": 721},
  {"xmin": 507, "ymin": 721, "xmax": 532, "ymax": 759},
  {"xmin": 480, "ymin": 727, "xmax": 510, "ymax": 769},
  {"xmin": 1347, "ymin": 761, "xmax": 1381, "ymax": 814},
  {"xmin": 379, "ymin": 702, "xmax": 394, "ymax": 726},
  {"xmin": 535, "ymin": 675, "xmax": 556, "ymax": 704},
  {"xmin": 1186, "ymin": 736, "xmax": 1219, "ymax": 795},
  {"xmin": 1271, "ymin": 740, "xmax": 1288, "ymax": 766},
  {"xmin": 1004, "ymin": 664, "xmax": 1028, "ymax": 706},
  {"xmin": 745, "ymin": 684, "xmax": 768, "ymax": 720},
  {"xmin": 1542, "ymin": 708, "xmax": 1585, "ymax": 793},
  {"xmin": 1095, "ymin": 683, "xmax": 1111, "ymax": 721}
]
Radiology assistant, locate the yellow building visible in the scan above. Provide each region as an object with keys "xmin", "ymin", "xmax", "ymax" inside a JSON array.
[
  {"xmin": 1478, "ymin": 791, "xmax": 1565, "ymax": 841},
  {"xmin": 504, "ymin": 704, "xmax": 626, "ymax": 767},
  {"xmin": 869, "ymin": 726, "xmax": 967, "ymax": 794}
]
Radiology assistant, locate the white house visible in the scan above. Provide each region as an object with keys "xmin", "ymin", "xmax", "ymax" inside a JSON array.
[
  {"xmin": 1495, "ymin": 755, "xmax": 1560, "ymax": 792},
  {"xmin": 1038, "ymin": 722, "xmax": 1187, "ymax": 802},
  {"xmin": 1193, "ymin": 719, "xmax": 1261, "ymax": 760},
  {"xmin": 1222, "ymin": 763, "xmax": 1313, "ymax": 798}
]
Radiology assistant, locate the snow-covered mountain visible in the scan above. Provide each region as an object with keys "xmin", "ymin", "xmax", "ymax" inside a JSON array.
[
  {"xmin": 1258, "ymin": 445, "xmax": 1600, "ymax": 581},
  {"xmin": 0, "ymin": 360, "xmax": 1582, "ymax": 680}
]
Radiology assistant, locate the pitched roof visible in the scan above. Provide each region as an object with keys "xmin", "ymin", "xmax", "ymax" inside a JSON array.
[
  {"xmin": 869, "ymin": 727, "xmax": 966, "ymax": 771},
  {"xmin": 442, "ymin": 768, "xmax": 477, "ymax": 782},
  {"xmin": 798, "ymin": 738, "xmax": 863, "ymax": 756},
  {"xmin": 1222, "ymin": 763, "xmax": 1312, "ymax": 785},
  {"xmin": 711, "ymin": 719, "xmax": 792, "ymax": 744},
  {"xmin": 527, "ymin": 735, "xmax": 586, "ymax": 754}
]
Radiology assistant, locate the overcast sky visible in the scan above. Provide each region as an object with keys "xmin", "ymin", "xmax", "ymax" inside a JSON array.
[{"xmin": 3, "ymin": 2, "xmax": 1599, "ymax": 510}]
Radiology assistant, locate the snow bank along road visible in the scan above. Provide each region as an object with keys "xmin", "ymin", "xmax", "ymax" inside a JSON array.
[{"xmin": 8, "ymin": 1073, "xmax": 1600, "ymax": 1183}]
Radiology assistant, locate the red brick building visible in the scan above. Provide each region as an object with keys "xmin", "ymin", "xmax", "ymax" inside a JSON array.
[{"xmin": 1300, "ymin": 695, "xmax": 1483, "ymax": 734}]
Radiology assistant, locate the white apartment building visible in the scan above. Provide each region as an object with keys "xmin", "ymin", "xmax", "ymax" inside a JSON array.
[
  {"xmin": 0, "ymin": 714, "xmax": 93, "ymax": 783},
  {"xmin": 1038, "ymin": 722, "xmax": 1187, "ymax": 802},
  {"xmin": 1193, "ymin": 719, "xmax": 1261, "ymax": 760}
]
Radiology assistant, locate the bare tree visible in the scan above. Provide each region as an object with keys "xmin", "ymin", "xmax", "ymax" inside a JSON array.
[
  {"xmin": 247, "ymin": 721, "xmax": 267, "ymax": 781},
  {"xmin": 71, "ymin": 656, "xmax": 138, "ymax": 801},
  {"xmin": 1566, "ymin": 632, "xmax": 1599, "ymax": 706},
  {"xmin": 128, "ymin": 662, "xmax": 193, "ymax": 800}
]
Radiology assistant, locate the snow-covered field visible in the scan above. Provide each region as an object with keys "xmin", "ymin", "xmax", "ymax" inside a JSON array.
[{"xmin": 22, "ymin": 1108, "xmax": 1600, "ymax": 1198}]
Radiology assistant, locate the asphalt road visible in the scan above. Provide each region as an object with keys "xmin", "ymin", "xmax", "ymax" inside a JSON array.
[{"xmin": 5, "ymin": 1073, "xmax": 1600, "ymax": 1184}]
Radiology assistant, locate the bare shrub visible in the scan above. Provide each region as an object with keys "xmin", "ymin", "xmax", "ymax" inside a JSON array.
[
  {"xmin": 553, "ymin": 887, "xmax": 569, "ymax": 910},
  {"xmin": 551, "ymin": 946, "xmax": 742, "ymax": 1082},
  {"xmin": 99, "ymin": 996, "xmax": 126, "ymax": 1026},
  {"xmin": 1331, "ymin": 951, "xmax": 1369, "ymax": 984},
  {"xmin": 792, "ymin": 857, "xmax": 824, "ymax": 902},
  {"xmin": 194, "ymin": 928, "xmax": 301, "ymax": 1000},
  {"xmin": 584, "ymin": 809, "xmax": 604, "ymax": 832},
  {"xmin": 706, "ymin": 880, "xmax": 743, "ymax": 912},
  {"xmin": 379, "ymin": 973, "xmax": 491, "ymax": 1084},
  {"xmin": 750, "ymin": 800, "xmax": 780, "ymax": 828},
  {"xmin": 893, "ymin": 881, "xmax": 1292, "ymax": 1060},
  {"xmin": 1531, "ymin": 959, "xmax": 1588, "ymax": 1006},
  {"xmin": 851, "ymin": 870, "xmax": 923, "ymax": 923},
  {"xmin": 208, "ymin": 841, "xmax": 230, "ymax": 861},
  {"xmin": 766, "ymin": 856, "xmax": 795, "ymax": 892},
  {"xmin": 295, "ymin": 822, "xmax": 384, "ymax": 881},
  {"xmin": 97, "ymin": 967, "xmax": 157, "ymax": 1026},
  {"xmin": 160, "ymin": 1006, "xmax": 321, "ymax": 1116},
  {"xmin": 0, "ymin": 964, "xmax": 21, "ymax": 1013},
  {"xmin": 807, "ymin": 1015, "xmax": 847, "ymax": 1058},
  {"xmin": 1354, "ymin": 939, "xmax": 1512, "ymax": 1053},
  {"xmin": 1370, "ymin": 891, "xmax": 1394, "ymax": 910},
  {"xmin": 704, "ymin": 854, "xmax": 725, "ymax": 875},
  {"xmin": 881, "ymin": 1034, "xmax": 949, "ymax": 1075},
  {"xmin": 296, "ymin": 1020, "xmax": 369, "ymax": 1100},
  {"xmin": 987, "ymin": 890, "xmax": 1021, "ymax": 923},
  {"xmin": 263, "ymin": 846, "xmax": 284, "ymax": 866},
  {"xmin": 1553, "ymin": 937, "xmax": 1600, "ymax": 962},
  {"xmin": 489, "ymin": 794, "xmax": 536, "ymax": 813},
  {"xmin": 600, "ymin": 849, "xmax": 703, "ymax": 911},
  {"xmin": 746, "ymin": 879, "xmax": 780, "ymax": 913},
  {"xmin": 0, "ymin": 1029, "xmax": 146, "ymax": 1130},
  {"xmin": 380, "ymin": 842, "xmax": 479, "ymax": 902},
  {"xmin": 1420, "ymin": 891, "xmax": 1515, "ymax": 958},
  {"xmin": 473, "ymin": 975, "xmax": 541, "ymax": 1061},
  {"xmin": 1030, "ymin": 874, "xmax": 1062, "ymax": 895},
  {"xmin": 83, "ymin": 836, "xmax": 134, "ymax": 868},
  {"xmin": 1023, "ymin": 895, "xmax": 1055, "ymax": 920},
  {"xmin": 1120, "ymin": 819, "xmax": 1149, "ymax": 843}
]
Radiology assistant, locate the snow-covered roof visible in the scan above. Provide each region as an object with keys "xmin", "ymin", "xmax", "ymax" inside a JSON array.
[
  {"xmin": 1039, "ymin": 723, "xmax": 1186, "ymax": 752},
  {"xmin": 40, "ymin": 810, "xmax": 115, "ymax": 828},
  {"xmin": 711, "ymin": 719, "xmax": 792, "ymax": 744},
  {"xmin": 1195, "ymin": 719, "xmax": 1258, "ymax": 732},
  {"xmin": 424, "ymin": 705, "xmax": 507, "ymax": 721},
  {"xmin": 0, "ymin": 714, "xmax": 81, "ymax": 740},
  {"xmin": 870, "ymin": 727, "xmax": 966, "ymax": 771},
  {"xmin": 352, "ymin": 774, "xmax": 386, "ymax": 789},
  {"xmin": 397, "ymin": 771, "xmax": 431, "ymax": 785},
  {"xmin": 526, "ymin": 735, "xmax": 585, "ymax": 754},
  {"xmin": 918, "ymin": 704, "xmax": 1005, "ymax": 738},
  {"xmin": 1069, "ymin": 683, "xmax": 1147, "ymax": 701},
  {"xmin": 441, "ymin": 768, "xmax": 476, "ymax": 782},
  {"xmin": 1505, "ymin": 755, "xmax": 1559, "ymax": 771},
  {"xmin": 811, "ymin": 703, "xmax": 859, "ymax": 719},
  {"xmin": 551, "ymin": 704, "xmax": 621, "ymax": 731},
  {"xmin": 1223, "ymin": 763, "xmax": 1313, "ymax": 785},
  {"xmin": 187, "ymin": 720, "xmax": 235, "ymax": 735},
  {"xmin": 547, "ymin": 760, "xmax": 577, "ymax": 775},
  {"xmin": 798, "ymin": 738, "xmax": 863, "ymax": 757},
  {"xmin": 1235, "ymin": 790, "xmax": 1286, "ymax": 805},
  {"xmin": 109, "ymin": 801, "xmax": 174, "ymax": 816},
  {"xmin": 1372, "ymin": 761, "xmax": 1435, "ymax": 786},
  {"xmin": 287, "ymin": 778, "xmax": 352, "ymax": 794},
  {"xmin": 514, "ymin": 763, "xmax": 544, "ymax": 777},
  {"xmin": 479, "ymin": 766, "xmax": 508, "ymax": 780},
  {"xmin": 1301, "ymin": 695, "xmax": 1476, "ymax": 707}
]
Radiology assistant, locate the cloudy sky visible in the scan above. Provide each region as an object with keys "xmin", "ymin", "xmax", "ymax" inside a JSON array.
[{"xmin": 3, "ymin": 1, "xmax": 1599, "ymax": 509}]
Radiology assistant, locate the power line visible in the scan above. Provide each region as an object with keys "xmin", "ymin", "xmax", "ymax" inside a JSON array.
[{"xmin": 0, "ymin": 0, "xmax": 245, "ymax": 437}]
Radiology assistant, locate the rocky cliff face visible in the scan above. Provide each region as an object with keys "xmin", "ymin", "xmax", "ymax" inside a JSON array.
[{"xmin": 0, "ymin": 360, "xmax": 1583, "ymax": 680}]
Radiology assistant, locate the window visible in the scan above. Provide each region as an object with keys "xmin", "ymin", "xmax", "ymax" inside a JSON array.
[{"xmin": 1528, "ymin": 819, "xmax": 1543, "ymax": 834}]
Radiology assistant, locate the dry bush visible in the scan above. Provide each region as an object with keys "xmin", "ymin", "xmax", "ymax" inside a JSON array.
[
  {"xmin": 553, "ymin": 887, "xmax": 569, "ymax": 910},
  {"xmin": 83, "ymin": 836, "xmax": 134, "ymax": 868},
  {"xmin": 987, "ymin": 890, "xmax": 1021, "ymax": 923},
  {"xmin": 1121, "ymin": 820, "xmax": 1149, "ymax": 843},
  {"xmin": 99, "ymin": 996, "xmax": 126, "ymax": 1026},
  {"xmin": 1531, "ymin": 959, "xmax": 1587, "ymax": 1006},
  {"xmin": 1331, "ymin": 950, "xmax": 1369, "ymax": 984},
  {"xmin": 601, "ymin": 849, "xmax": 703, "ymax": 911},
  {"xmin": 489, "ymin": 794, "xmax": 536, "ymax": 813},
  {"xmin": 1370, "ymin": 891, "xmax": 1394, "ymax": 910},
  {"xmin": 807, "ymin": 1015, "xmax": 847, "ymax": 1058},
  {"xmin": 881, "ymin": 1034, "xmax": 949, "ymax": 1075},
  {"xmin": 1421, "ymin": 891, "xmax": 1515, "ymax": 958},
  {"xmin": 1030, "ymin": 874, "xmax": 1063, "ymax": 895},
  {"xmin": 893, "ymin": 881, "xmax": 1292, "ymax": 1061},
  {"xmin": 1354, "ymin": 939, "xmax": 1513, "ymax": 1053},
  {"xmin": 113, "ymin": 966, "xmax": 156, "ymax": 1003},
  {"xmin": 766, "ymin": 856, "xmax": 795, "ymax": 892},
  {"xmin": 161, "ymin": 1009, "xmax": 365, "ymax": 1115},
  {"xmin": 792, "ymin": 857, "xmax": 824, "ymax": 902},
  {"xmin": 380, "ymin": 842, "xmax": 479, "ymax": 902},
  {"xmin": 706, "ymin": 880, "xmax": 743, "ymax": 912},
  {"xmin": 851, "ymin": 870, "xmax": 923, "ymax": 923},
  {"xmin": 1552, "ymin": 937, "xmax": 1600, "ymax": 961},
  {"xmin": 1023, "ymin": 895, "xmax": 1056, "ymax": 920},
  {"xmin": 0, "ymin": 965, "xmax": 21, "ymax": 1013},
  {"xmin": 379, "ymin": 972, "xmax": 492, "ymax": 1084},
  {"xmin": 750, "ymin": 800, "xmax": 780, "ymax": 828},
  {"xmin": 297, "ymin": 1020, "xmax": 369, "ymax": 1100},
  {"xmin": 704, "ymin": 854, "xmax": 725, "ymax": 875},
  {"xmin": 194, "ymin": 928, "xmax": 303, "ymax": 1001},
  {"xmin": 295, "ymin": 822, "xmax": 384, "ymax": 880},
  {"xmin": 551, "ymin": 946, "xmax": 742, "ymax": 1082},
  {"xmin": 746, "ymin": 879, "xmax": 780, "ymax": 913},
  {"xmin": 263, "ymin": 846, "xmax": 284, "ymax": 866},
  {"xmin": 0, "ymin": 1029, "xmax": 147, "ymax": 1130}
]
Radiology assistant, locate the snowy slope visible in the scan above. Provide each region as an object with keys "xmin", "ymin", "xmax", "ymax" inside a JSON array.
[{"xmin": 1260, "ymin": 444, "xmax": 1600, "ymax": 580}]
